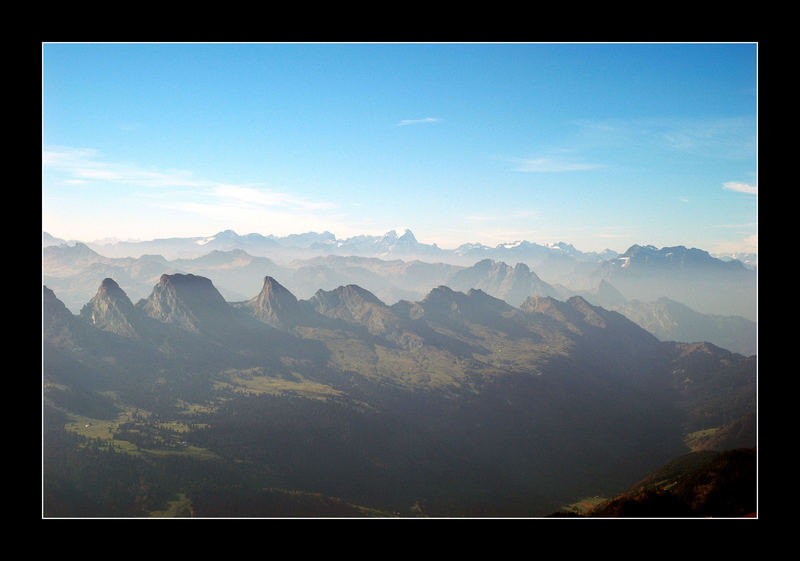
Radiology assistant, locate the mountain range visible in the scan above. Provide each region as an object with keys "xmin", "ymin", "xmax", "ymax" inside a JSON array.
[
  {"xmin": 43, "ymin": 228, "xmax": 757, "ymax": 270},
  {"xmin": 43, "ymin": 271, "xmax": 756, "ymax": 517},
  {"xmin": 591, "ymin": 244, "xmax": 757, "ymax": 321},
  {"xmin": 43, "ymin": 234, "xmax": 757, "ymax": 354}
]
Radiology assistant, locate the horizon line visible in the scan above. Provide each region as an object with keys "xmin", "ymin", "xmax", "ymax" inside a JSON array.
[{"xmin": 42, "ymin": 227, "xmax": 758, "ymax": 258}]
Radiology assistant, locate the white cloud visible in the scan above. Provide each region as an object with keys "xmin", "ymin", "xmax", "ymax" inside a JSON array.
[
  {"xmin": 43, "ymin": 146, "xmax": 207, "ymax": 188},
  {"xmin": 42, "ymin": 145, "xmax": 343, "ymax": 239},
  {"xmin": 210, "ymin": 184, "xmax": 336, "ymax": 211},
  {"xmin": 513, "ymin": 157, "xmax": 603, "ymax": 173},
  {"xmin": 706, "ymin": 221, "xmax": 758, "ymax": 230},
  {"xmin": 464, "ymin": 209, "xmax": 538, "ymax": 223},
  {"xmin": 43, "ymin": 146, "xmax": 336, "ymax": 210},
  {"xmin": 659, "ymin": 117, "xmax": 755, "ymax": 159},
  {"xmin": 42, "ymin": 146, "xmax": 99, "ymax": 166},
  {"xmin": 397, "ymin": 117, "xmax": 441, "ymax": 126},
  {"xmin": 723, "ymin": 181, "xmax": 758, "ymax": 195},
  {"xmin": 709, "ymin": 234, "xmax": 758, "ymax": 255}
]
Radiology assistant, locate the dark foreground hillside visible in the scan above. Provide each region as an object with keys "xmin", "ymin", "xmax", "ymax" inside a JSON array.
[
  {"xmin": 43, "ymin": 275, "xmax": 756, "ymax": 517},
  {"xmin": 579, "ymin": 448, "xmax": 757, "ymax": 517}
]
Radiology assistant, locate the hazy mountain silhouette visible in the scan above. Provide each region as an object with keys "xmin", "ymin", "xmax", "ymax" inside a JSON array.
[
  {"xmin": 447, "ymin": 259, "xmax": 560, "ymax": 306},
  {"xmin": 594, "ymin": 245, "xmax": 757, "ymax": 320},
  {"xmin": 43, "ymin": 236, "xmax": 756, "ymax": 356},
  {"xmin": 612, "ymin": 297, "xmax": 757, "ymax": 356},
  {"xmin": 43, "ymin": 239, "xmax": 756, "ymax": 358}
]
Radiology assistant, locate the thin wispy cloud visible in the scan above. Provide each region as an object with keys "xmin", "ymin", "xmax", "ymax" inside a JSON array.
[
  {"xmin": 723, "ymin": 181, "xmax": 758, "ymax": 195},
  {"xmin": 659, "ymin": 117, "xmax": 755, "ymax": 159},
  {"xmin": 709, "ymin": 234, "xmax": 757, "ymax": 255},
  {"xmin": 593, "ymin": 230, "xmax": 633, "ymax": 240},
  {"xmin": 210, "ymin": 184, "xmax": 336, "ymax": 211},
  {"xmin": 397, "ymin": 117, "xmax": 441, "ymax": 126},
  {"xmin": 570, "ymin": 116, "xmax": 756, "ymax": 163},
  {"xmin": 43, "ymin": 146, "xmax": 207, "ymax": 189},
  {"xmin": 43, "ymin": 146, "xmax": 340, "ymax": 236},
  {"xmin": 706, "ymin": 221, "xmax": 758, "ymax": 230},
  {"xmin": 43, "ymin": 146, "xmax": 335, "ymax": 209},
  {"xmin": 463, "ymin": 208, "xmax": 538, "ymax": 223},
  {"xmin": 512, "ymin": 157, "xmax": 604, "ymax": 173}
]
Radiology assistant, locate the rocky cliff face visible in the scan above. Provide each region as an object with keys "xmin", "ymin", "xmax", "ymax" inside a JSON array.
[
  {"xmin": 137, "ymin": 273, "xmax": 233, "ymax": 334},
  {"xmin": 239, "ymin": 276, "xmax": 300, "ymax": 328},
  {"xmin": 79, "ymin": 278, "xmax": 141, "ymax": 339}
]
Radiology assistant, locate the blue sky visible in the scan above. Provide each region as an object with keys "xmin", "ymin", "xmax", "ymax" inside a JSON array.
[{"xmin": 42, "ymin": 42, "xmax": 757, "ymax": 254}]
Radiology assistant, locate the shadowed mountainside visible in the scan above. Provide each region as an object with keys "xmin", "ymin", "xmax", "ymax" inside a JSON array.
[{"xmin": 581, "ymin": 448, "xmax": 756, "ymax": 517}]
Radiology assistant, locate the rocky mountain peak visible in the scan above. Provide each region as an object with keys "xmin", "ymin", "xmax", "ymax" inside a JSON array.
[
  {"xmin": 311, "ymin": 284, "xmax": 384, "ymax": 316},
  {"xmin": 79, "ymin": 278, "xmax": 141, "ymax": 339},
  {"xmin": 381, "ymin": 230, "xmax": 399, "ymax": 243},
  {"xmin": 618, "ymin": 244, "xmax": 744, "ymax": 270},
  {"xmin": 398, "ymin": 229, "xmax": 417, "ymax": 243},
  {"xmin": 242, "ymin": 276, "xmax": 300, "ymax": 328},
  {"xmin": 418, "ymin": 286, "xmax": 473, "ymax": 323},
  {"xmin": 447, "ymin": 259, "xmax": 557, "ymax": 307},
  {"xmin": 138, "ymin": 273, "xmax": 231, "ymax": 333},
  {"xmin": 308, "ymin": 284, "xmax": 402, "ymax": 336},
  {"xmin": 513, "ymin": 262, "xmax": 532, "ymax": 275},
  {"xmin": 260, "ymin": 276, "xmax": 297, "ymax": 300},
  {"xmin": 43, "ymin": 285, "xmax": 74, "ymax": 332},
  {"xmin": 520, "ymin": 295, "xmax": 567, "ymax": 320},
  {"xmin": 97, "ymin": 277, "xmax": 126, "ymax": 296},
  {"xmin": 566, "ymin": 295, "xmax": 607, "ymax": 328},
  {"xmin": 421, "ymin": 285, "xmax": 460, "ymax": 307}
]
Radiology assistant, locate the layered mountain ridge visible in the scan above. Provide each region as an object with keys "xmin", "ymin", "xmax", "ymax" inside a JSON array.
[
  {"xmin": 44, "ymin": 271, "xmax": 756, "ymax": 516},
  {"xmin": 594, "ymin": 244, "xmax": 757, "ymax": 320},
  {"xmin": 51, "ymin": 272, "xmax": 751, "ymax": 402},
  {"xmin": 44, "ymin": 229, "xmax": 756, "ymax": 274},
  {"xmin": 44, "ymin": 239, "xmax": 757, "ymax": 355}
]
